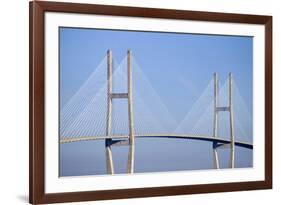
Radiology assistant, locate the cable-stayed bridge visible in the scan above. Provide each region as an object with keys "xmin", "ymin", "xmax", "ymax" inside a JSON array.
[{"xmin": 60, "ymin": 50, "xmax": 253, "ymax": 175}]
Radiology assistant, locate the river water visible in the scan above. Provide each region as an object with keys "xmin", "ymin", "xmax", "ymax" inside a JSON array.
[{"xmin": 60, "ymin": 138, "xmax": 252, "ymax": 177}]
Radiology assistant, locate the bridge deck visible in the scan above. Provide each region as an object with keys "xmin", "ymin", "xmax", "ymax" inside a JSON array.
[{"xmin": 60, "ymin": 134, "xmax": 253, "ymax": 149}]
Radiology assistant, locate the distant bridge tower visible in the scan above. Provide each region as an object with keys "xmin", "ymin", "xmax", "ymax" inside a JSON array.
[
  {"xmin": 105, "ymin": 49, "xmax": 135, "ymax": 174},
  {"xmin": 212, "ymin": 73, "xmax": 235, "ymax": 169}
]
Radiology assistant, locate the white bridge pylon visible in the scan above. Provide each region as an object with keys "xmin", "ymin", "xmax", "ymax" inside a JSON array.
[
  {"xmin": 60, "ymin": 50, "xmax": 253, "ymax": 174},
  {"xmin": 105, "ymin": 50, "xmax": 135, "ymax": 174}
]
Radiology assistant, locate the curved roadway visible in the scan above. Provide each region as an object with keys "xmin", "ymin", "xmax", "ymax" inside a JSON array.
[{"xmin": 60, "ymin": 133, "xmax": 253, "ymax": 149}]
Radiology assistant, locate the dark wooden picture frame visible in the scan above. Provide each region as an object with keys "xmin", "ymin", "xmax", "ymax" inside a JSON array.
[{"xmin": 29, "ymin": 1, "xmax": 272, "ymax": 204}]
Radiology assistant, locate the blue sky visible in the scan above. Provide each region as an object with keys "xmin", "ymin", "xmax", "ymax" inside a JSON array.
[{"xmin": 60, "ymin": 27, "xmax": 253, "ymax": 122}]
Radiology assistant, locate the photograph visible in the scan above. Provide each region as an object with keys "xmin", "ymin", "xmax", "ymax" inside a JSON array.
[
  {"xmin": 29, "ymin": 1, "xmax": 272, "ymax": 203},
  {"xmin": 0, "ymin": 0, "xmax": 276, "ymax": 203},
  {"xmin": 59, "ymin": 27, "xmax": 253, "ymax": 177}
]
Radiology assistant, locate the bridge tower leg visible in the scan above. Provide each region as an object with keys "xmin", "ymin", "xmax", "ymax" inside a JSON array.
[
  {"xmin": 105, "ymin": 50, "xmax": 114, "ymax": 174},
  {"xmin": 213, "ymin": 73, "xmax": 220, "ymax": 169},
  {"xmin": 127, "ymin": 50, "xmax": 135, "ymax": 173},
  {"xmin": 229, "ymin": 73, "xmax": 235, "ymax": 168}
]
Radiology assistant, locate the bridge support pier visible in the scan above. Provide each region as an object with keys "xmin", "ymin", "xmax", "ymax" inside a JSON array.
[{"xmin": 105, "ymin": 139, "xmax": 114, "ymax": 174}]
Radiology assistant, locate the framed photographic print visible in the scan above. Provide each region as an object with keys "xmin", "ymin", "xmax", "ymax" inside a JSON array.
[{"xmin": 29, "ymin": 1, "xmax": 272, "ymax": 204}]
